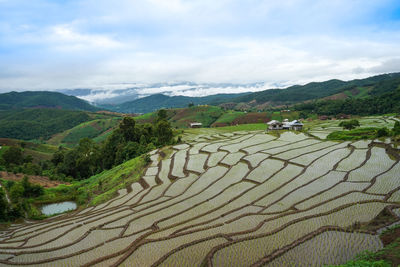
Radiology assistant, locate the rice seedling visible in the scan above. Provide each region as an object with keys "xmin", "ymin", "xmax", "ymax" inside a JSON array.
[
  {"xmin": 367, "ymin": 162, "xmax": 400, "ymax": 194},
  {"xmin": 171, "ymin": 149, "xmax": 188, "ymax": 178},
  {"xmin": 246, "ymin": 159, "xmax": 285, "ymax": 183},
  {"xmin": 186, "ymin": 153, "xmax": 208, "ymax": 173},
  {"xmin": 266, "ymin": 231, "xmax": 383, "ymax": 266},
  {"xmin": 220, "ymin": 152, "xmax": 246, "ymax": 166},
  {"xmin": 348, "ymin": 147, "xmax": 396, "ymax": 182},
  {"xmin": 242, "ymin": 152, "xmax": 270, "ymax": 168}
]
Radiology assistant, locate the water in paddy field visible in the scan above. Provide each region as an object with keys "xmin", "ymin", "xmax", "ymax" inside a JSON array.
[{"xmin": 40, "ymin": 201, "xmax": 77, "ymax": 215}]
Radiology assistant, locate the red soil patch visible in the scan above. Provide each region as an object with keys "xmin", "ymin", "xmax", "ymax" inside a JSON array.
[
  {"xmin": 0, "ymin": 171, "xmax": 69, "ymax": 188},
  {"xmin": 232, "ymin": 112, "xmax": 270, "ymax": 124},
  {"xmin": 350, "ymin": 87, "xmax": 360, "ymax": 96},
  {"xmin": 323, "ymin": 92, "xmax": 348, "ymax": 100},
  {"xmin": 90, "ymin": 121, "xmax": 103, "ymax": 131}
]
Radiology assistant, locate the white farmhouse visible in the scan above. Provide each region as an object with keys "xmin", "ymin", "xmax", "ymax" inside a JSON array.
[{"xmin": 267, "ymin": 120, "xmax": 283, "ymax": 130}]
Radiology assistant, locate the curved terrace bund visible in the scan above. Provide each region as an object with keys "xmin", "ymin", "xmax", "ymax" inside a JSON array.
[{"xmin": 0, "ymin": 131, "xmax": 399, "ymax": 266}]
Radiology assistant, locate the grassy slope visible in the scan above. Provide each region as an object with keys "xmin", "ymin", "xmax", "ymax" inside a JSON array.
[
  {"xmin": 212, "ymin": 111, "xmax": 245, "ymax": 125},
  {"xmin": 47, "ymin": 115, "xmax": 121, "ymax": 147},
  {"xmin": 35, "ymin": 154, "xmax": 147, "ymax": 209}
]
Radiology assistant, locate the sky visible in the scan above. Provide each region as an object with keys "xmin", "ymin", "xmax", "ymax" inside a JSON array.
[{"xmin": 0, "ymin": 0, "xmax": 400, "ymax": 95}]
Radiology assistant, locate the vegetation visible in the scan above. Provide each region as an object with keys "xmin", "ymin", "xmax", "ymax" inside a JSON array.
[
  {"xmin": 36, "ymin": 154, "xmax": 147, "ymax": 207},
  {"xmin": 106, "ymin": 93, "xmax": 250, "ymax": 114},
  {"xmin": 48, "ymin": 117, "xmax": 121, "ymax": 147},
  {"xmin": 339, "ymin": 119, "xmax": 360, "ymax": 130},
  {"xmin": 0, "ymin": 177, "xmax": 44, "ymax": 221},
  {"xmin": 327, "ymin": 121, "xmax": 399, "ymax": 141},
  {"xmin": 48, "ymin": 110, "xmax": 173, "ymax": 181},
  {"xmin": 294, "ymin": 76, "xmax": 400, "ymax": 117},
  {"xmin": 230, "ymin": 73, "xmax": 399, "ymax": 104}
]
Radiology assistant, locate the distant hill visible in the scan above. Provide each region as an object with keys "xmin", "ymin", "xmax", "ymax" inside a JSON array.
[
  {"xmin": 103, "ymin": 93, "xmax": 250, "ymax": 114},
  {"xmin": 228, "ymin": 72, "xmax": 400, "ymax": 107},
  {"xmin": 0, "ymin": 109, "xmax": 92, "ymax": 140},
  {"xmin": 0, "ymin": 91, "xmax": 99, "ymax": 111}
]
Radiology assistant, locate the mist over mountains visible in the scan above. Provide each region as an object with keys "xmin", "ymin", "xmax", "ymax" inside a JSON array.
[{"xmin": 59, "ymin": 81, "xmax": 290, "ymax": 105}]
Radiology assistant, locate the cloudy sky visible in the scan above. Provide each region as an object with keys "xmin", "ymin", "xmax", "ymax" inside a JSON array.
[{"xmin": 0, "ymin": 0, "xmax": 400, "ymax": 93}]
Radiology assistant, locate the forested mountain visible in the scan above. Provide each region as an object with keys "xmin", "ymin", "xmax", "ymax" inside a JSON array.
[
  {"xmin": 229, "ymin": 72, "xmax": 400, "ymax": 105},
  {"xmin": 0, "ymin": 91, "xmax": 99, "ymax": 111},
  {"xmin": 294, "ymin": 75, "xmax": 400, "ymax": 116},
  {"xmin": 103, "ymin": 93, "xmax": 250, "ymax": 113}
]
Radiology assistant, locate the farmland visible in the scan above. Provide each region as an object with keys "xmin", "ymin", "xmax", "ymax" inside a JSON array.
[{"xmin": 0, "ymin": 129, "xmax": 399, "ymax": 266}]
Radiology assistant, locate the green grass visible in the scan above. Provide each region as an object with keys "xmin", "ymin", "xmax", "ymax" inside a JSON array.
[
  {"xmin": 212, "ymin": 111, "xmax": 245, "ymax": 124},
  {"xmin": 354, "ymin": 86, "xmax": 371, "ymax": 98},
  {"xmin": 214, "ymin": 123, "xmax": 267, "ymax": 132},
  {"xmin": 135, "ymin": 112, "xmax": 156, "ymax": 122},
  {"xmin": 0, "ymin": 145, "xmax": 9, "ymax": 158}
]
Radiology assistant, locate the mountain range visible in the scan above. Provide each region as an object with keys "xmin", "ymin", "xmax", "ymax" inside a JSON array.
[{"xmin": 1, "ymin": 72, "xmax": 399, "ymax": 114}]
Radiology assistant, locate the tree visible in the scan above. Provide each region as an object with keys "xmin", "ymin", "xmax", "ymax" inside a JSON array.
[
  {"xmin": 119, "ymin": 117, "xmax": 136, "ymax": 142},
  {"xmin": 155, "ymin": 120, "xmax": 173, "ymax": 145},
  {"xmin": 2, "ymin": 147, "xmax": 23, "ymax": 166},
  {"xmin": 157, "ymin": 109, "xmax": 168, "ymax": 122},
  {"xmin": 188, "ymin": 102, "xmax": 194, "ymax": 108},
  {"xmin": 339, "ymin": 119, "xmax": 360, "ymax": 130},
  {"xmin": 393, "ymin": 121, "xmax": 400, "ymax": 135},
  {"xmin": 0, "ymin": 188, "xmax": 9, "ymax": 221},
  {"xmin": 377, "ymin": 127, "xmax": 389, "ymax": 137}
]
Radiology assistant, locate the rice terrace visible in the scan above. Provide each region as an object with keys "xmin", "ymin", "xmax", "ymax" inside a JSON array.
[{"xmin": 1, "ymin": 121, "xmax": 400, "ymax": 266}]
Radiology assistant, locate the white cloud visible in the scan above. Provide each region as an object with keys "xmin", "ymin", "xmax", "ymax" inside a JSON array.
[
  {"xmin": 0, "ymin": 0, "xmax": 399, "ymax": 93},
  {"xmin": 48, "ymin": 25, "xmax": 123, "ymax": 51}
]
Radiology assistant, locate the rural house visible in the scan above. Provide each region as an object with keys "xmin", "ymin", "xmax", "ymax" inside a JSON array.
[
  {"xmin": 267, "ymin": 119, "xmax": 303, "ymax": 131},
  {"xmin": 189, "ymin": 122, "xmax": 202, "ymax": 128},
  {"xmin": 288, "ymin": 120, "xmax": 304, "ymax": 131},
  {"xmin": 267, "ymin": 120, "xmax": 283, "ymax": 130}
]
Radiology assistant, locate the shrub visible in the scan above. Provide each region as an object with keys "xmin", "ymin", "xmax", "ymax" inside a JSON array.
[
  {"xmin": 339, "ymin": 119, "xmax": 360, "ymax": 130},
  {"xmin": 376, "ymin": 127, "xmax": 389, "ymax": 137}
]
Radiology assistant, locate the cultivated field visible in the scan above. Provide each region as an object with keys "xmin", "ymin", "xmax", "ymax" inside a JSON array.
[{"xmin": 0, "ymin": 131, "xmax": 399, "ymax": 266}]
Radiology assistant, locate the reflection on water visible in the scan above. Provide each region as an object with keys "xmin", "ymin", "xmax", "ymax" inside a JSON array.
[{"xmin": 41, "ymin": 201, "xmax": 77, "ymax": 216}]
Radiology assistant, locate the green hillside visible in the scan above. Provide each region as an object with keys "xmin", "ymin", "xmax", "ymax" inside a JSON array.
[
  {"xmin": 106, "ymin": 93, "xmax": 250, "ymax": 114},
  {"xmin": 230, "ymin": 72, "xmax": 400, "ymax": 105},
  {"xmin": 294, "ymin": 77, "xmax": 400, "ymax": 116},
  {"xmin": 47, "ymin": 116, "xmax": 122, "ymax": 147},
  {"xmin": 0, "ymin": 109, "xmax": 92, "ymax": 140},
  {"xmin": 0, "ymin": 91, "xmax": 99, "ymax": 111}
]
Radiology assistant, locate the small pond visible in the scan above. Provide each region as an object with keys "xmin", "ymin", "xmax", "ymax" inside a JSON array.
[{"xmin": 41, "ymin": 201, "xmax": 77, "ymax": 216}]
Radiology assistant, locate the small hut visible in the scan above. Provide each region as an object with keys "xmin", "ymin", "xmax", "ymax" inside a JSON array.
[
  {"xmin": 189, "ymin": 122, "xmax": 202, "ymax": 128},
  {"xmin": 267, "ymin": 120, "xmax": 283, "ymax": 130},
  {"xmin": 289, "ymin": 120, "xmax": 304, "ymax": 131}
]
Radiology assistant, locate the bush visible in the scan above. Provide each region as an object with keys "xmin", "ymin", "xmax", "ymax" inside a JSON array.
[
  {"xmin": 376, "ymin": 127, "xmax": 389, "ymax": 137},
  {"xmin": 339, "ymin": 119, "xmax": 360, "ymax": 130}
]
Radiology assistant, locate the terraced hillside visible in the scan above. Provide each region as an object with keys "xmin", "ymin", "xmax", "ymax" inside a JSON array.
[{"xmin": 0, "ymin": 131, "xmax": 399, "ymax": 266}]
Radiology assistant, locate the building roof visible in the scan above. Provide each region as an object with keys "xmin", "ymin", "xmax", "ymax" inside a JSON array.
[
  {"xmin": 190, "ymin": 122, "xmax": 202, "ymax": 126},
  {"xmin": 267, "ymin": 120, "xmax": 282, "ymax": 125},
  {"xmin": 289, "ymin": 120, "xmax": 304, "ymax": 126}
]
